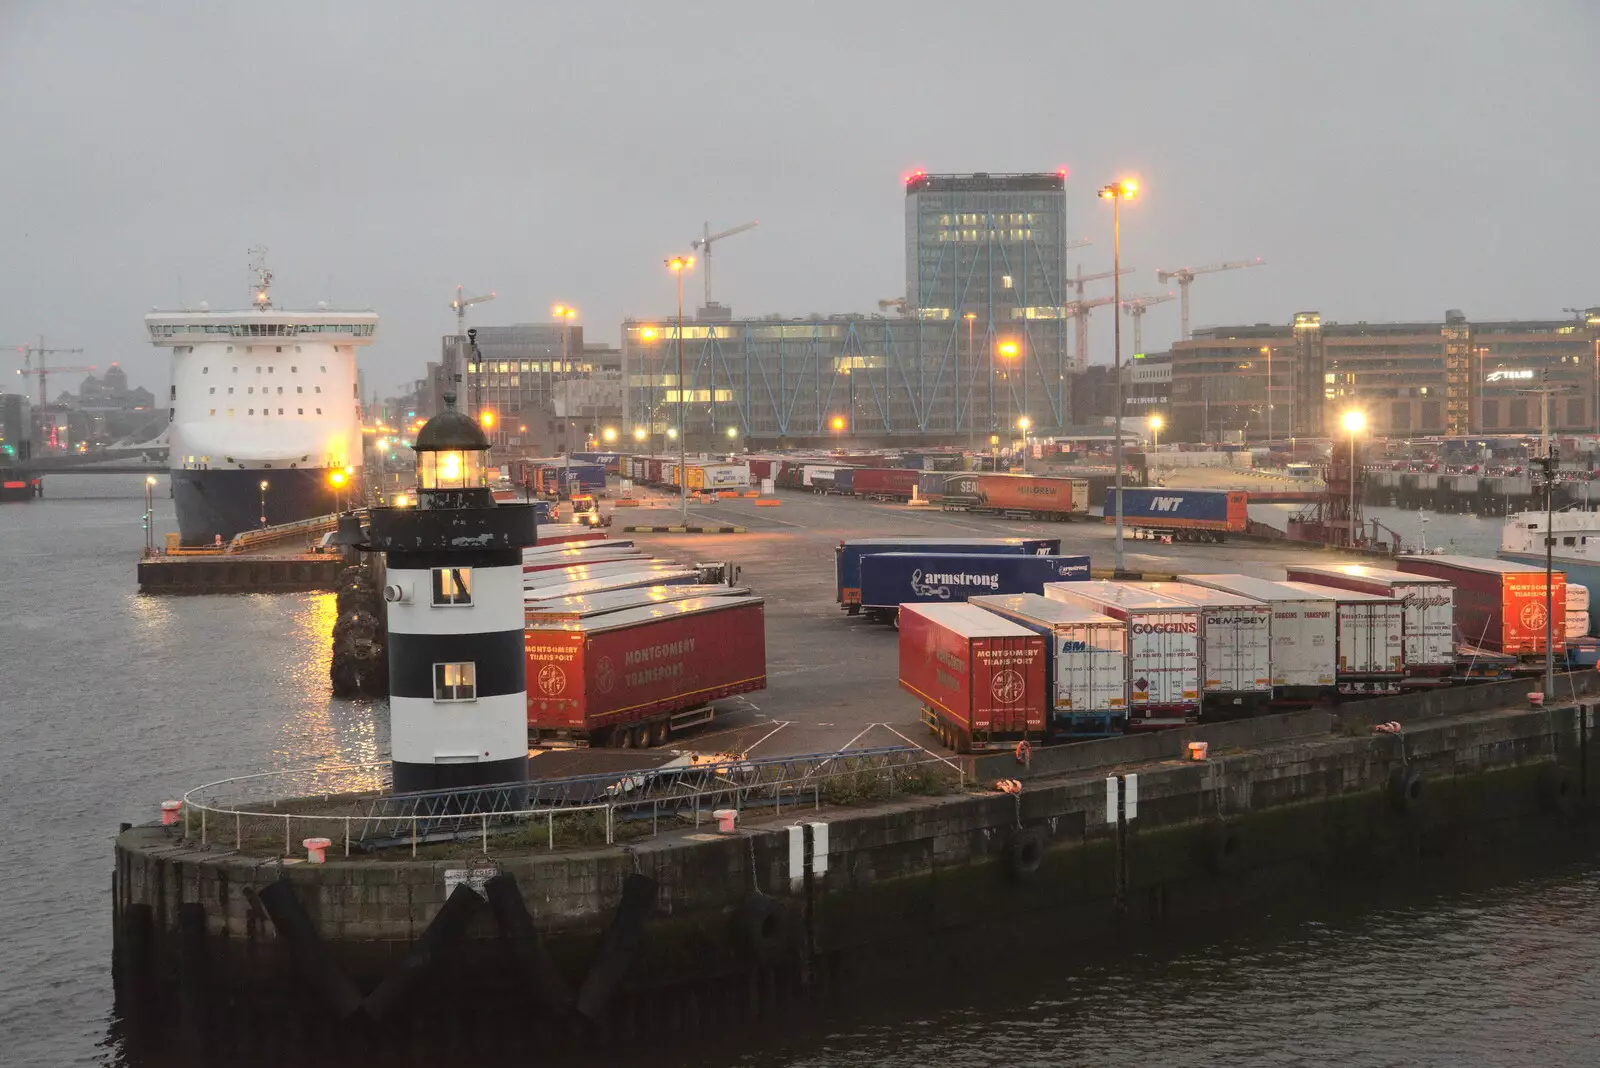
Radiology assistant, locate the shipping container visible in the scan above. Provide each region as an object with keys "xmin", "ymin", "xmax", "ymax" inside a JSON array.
[
  {"xmin": 1042, "ymin": 581, "xmax": 1202, "ymax": 727},
  {"xmin": 939, "ymin": 473, "xmax": 1090, "ymax": 519},
  {"xmin": 1130, "ymin": 581, "xmax": 1273, "ymax": 716},
  {"xmin": 859, "ymin": 553, "xmax": 1091, "ymax": 617},
  {"xmin": 745, "ymin": 457, "xmax": 778, "ymax": 480},
  {"xmin": 523, "ymin": 569, "xmax": 700, "ymax": 602},
  {"xmin": 523, "ymin": 545, "xmax": 649, "ymax": 573},
  {"xmin": 835, "ymin": 537, "xmax": 1063, "ymax": 610},
  {"xmin": 1104, "ymin": 488, "xmax": 1249, "ymax": 539},
  {"xmin": 685, "ymin": 463, "xmax": 751, "ymax": 490},
  {"xmin": 524, "ymin": 560, "xmax": 689, "ymax": 590},
  {"xmin": 1278, "ymin": 582, "xmax": 1405, "ymax": 688},
  {"xmin": 526, "ymin": 596, "xmax": 767, "ymax": 746},
  {"xmin": 525, "ymin": 584, "xmax": 750, "ymax": 623},
  {"xmin": 1183, "ymin": 575, "xmax": 1337, "ymax": 695},
  {"xmin": 968, "ymin": 593, "xmax": 1127, "ymax": 738},
  {"xmin": 1284, "ymin": 564, "xmax": 1455, "ymax": 679},
  {"xmin": 897, "ymin": 602, "xmax": 1048, "ymax": 752},
  {"xmin": 851, "ymin": 467, "xmax": 922, "ymax": 500},
  {"xmin": 525, "ymin": 538, "xmax": 634, "ymax": 558},
  {"xmin": 1395, "ymin": 555, "xmax": 1565, "ymax": 655}
]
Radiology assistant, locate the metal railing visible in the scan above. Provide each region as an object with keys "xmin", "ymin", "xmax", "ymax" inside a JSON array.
[
  {"xmin": 226, "ymin": 510, "xmax": 351, "ymax": 554},
  {"xmin": 179, "ymin": 746, "xmax": 957, "ymax": 859}
]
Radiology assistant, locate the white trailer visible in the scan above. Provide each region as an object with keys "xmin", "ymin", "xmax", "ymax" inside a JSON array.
[
  {"xmin": 1284, "ymin": 563, "xmax": 1455, "ymax": 681},
  {"xmin": 1183, "ymin": 574, "xmax": 1337, "ymax": 697},
  {"xmin": 1043, "ymin": 580, "xmax": 1201, "ymax": 728},
  {"xmin": 969, "ymin": 593, "xmax": 1128, "ymax": 737},
  {"xmin": 1132, "ymin": 581, "xmax": 1273, "ymax": 716},
  {"xmin": 1279, "ymin": 581, "xmax": 1405, "ymax": 690}
]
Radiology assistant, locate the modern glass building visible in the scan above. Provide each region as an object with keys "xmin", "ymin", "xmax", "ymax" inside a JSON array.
[{"xmin": 621, "ymin": 171, "xmax": 1076, "ymax": 445}]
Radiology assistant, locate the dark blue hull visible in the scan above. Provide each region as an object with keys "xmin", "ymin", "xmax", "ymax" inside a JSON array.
[{"xmin": 172, "ymin": 467, "xmax": 342, "ymax": 546}]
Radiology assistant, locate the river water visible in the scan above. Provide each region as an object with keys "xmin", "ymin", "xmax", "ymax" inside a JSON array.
[{"xmin": 5, "ymin": 474, "xmax": 1597, "ymax": 1067}]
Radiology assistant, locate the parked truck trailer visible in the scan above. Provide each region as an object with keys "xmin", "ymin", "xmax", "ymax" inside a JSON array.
[
  {"xmin": 858, "ymin": 552, "xmax": 1091, "ymax": 623},
  {"xmin": 1284, "ymin": 564, "xmax": 1455, "ymax": 681},
  {"xmin": 897, "ymin": 602, "xmax": 1048, "ymax": 753},
  {"xmin": 968, "ymin": 593, "xmax": 1128, "ymax": 739},
  {"xmin": 1183, "ymin": 574, "xmax": 1337, "ymax": 699},
  {"xmin": 1132, "ymin": 581, "xmax": 1273, "ymax": 719}
]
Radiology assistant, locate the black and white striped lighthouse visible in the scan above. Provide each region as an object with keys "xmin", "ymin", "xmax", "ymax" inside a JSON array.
[{"xmin": 367, "ymin": 403, "xmax": 535, "ymax": 792}]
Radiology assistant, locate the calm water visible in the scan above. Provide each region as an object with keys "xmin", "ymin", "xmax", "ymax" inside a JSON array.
[{"xmin": 3, "ymin": 475, "xmax": 1596, "ymax": 1067}]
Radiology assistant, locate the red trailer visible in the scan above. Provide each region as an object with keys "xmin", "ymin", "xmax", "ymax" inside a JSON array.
[
  {"xmin": 898, "ymin": 602, "xmax": 1047, "ymax": 753},
  {"xmin": 525, "ymin": 595, "xmax": 767, "ymax": 747},
  {"xmin": 851, "ymin": 467, "xmax": 922, "ymax": 501},
  {"xmin": 1395, "ymin": 555, "xmax": 1564, "ymax": 656}
]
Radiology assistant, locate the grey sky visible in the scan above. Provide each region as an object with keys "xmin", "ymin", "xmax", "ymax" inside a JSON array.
[{"xmin": 2, "ymin": 1, "xmax": 1595, "ymax": 400}]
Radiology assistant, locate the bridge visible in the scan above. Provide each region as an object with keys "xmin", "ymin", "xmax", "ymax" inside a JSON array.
[{"xmin": 23, "ymin": 454, "xmax": 167, "ymax": 475}]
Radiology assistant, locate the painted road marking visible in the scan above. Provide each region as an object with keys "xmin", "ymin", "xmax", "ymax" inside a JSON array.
[
  {"xmin": 881, "ymin": 723, "xmax": 964, "ymax": 775},
  {"xmin": 743, "ymin": 720, "xmax": 791, "ymax": 754}
]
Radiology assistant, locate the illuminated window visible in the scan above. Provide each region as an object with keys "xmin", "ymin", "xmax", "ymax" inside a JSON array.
[
  {"xmin": 433, "ymin": 661, "xmax": 476, "ymax": 702},
  {"xmin": 1001, "ymin": 275, "xmax": 1013, "ymax": 289},
  {"xmin": 432, "ymin": 567, "xmax": 473, "ymax": 606}
]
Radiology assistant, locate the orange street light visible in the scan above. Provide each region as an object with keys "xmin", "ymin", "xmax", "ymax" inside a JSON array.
[
  {"xmin": 831, "ymin": 416, "xmax": 846, "ymax": 431},
  {"xmin": 552, "ymin": 304, "xmax": 577, "ymax": 320},
  {"xmin": 480, "ymin": 411, "xmax": 496, "ymax": 428},
  {"xmin": 998, "ymin": 340, "xmax": 1019, "ymax": 359},
  {"xmin": 640, "ymin": 327, "xmax": 658, "ymax": 340}
]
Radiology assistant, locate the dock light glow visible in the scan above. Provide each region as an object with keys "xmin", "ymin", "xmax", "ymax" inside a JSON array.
[{"xmin": 1341, "ymin": 409, "xmax": 1366, "ymax": 434}]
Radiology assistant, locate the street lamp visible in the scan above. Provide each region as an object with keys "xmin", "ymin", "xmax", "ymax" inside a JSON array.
[
  {"xmin": 666, "ymin": 256, "xmax": 695, "ymax": 520},
  {"xmin": 258, "ymin": 479, "xmax": 269, "ymax": 528},
  {"xmin": 990, "ymin": 433, "xmax": 1000, "ymax": 473},
  {"xmin": 993, "ymin": 340, "xmax": 1019, "ymax": 438},
  {"xmin": 964, "ymin": 312, "xmax": 979, "ymax": 449},
  {"xmin": 1149, "ymin": 413, "xmax": 1164, "ymax": 453},
  {"xmin": 1341, "ymin": 408, "xmax": 1366, "ymax": 547},
  {"xmin": 1099, "ymin": 176, "xmax": 1138, "ymax": 572},
  {"xmin": 329, "ymin": 469, "xmax": 348, "ymax": 513},
  {"xmin": 602, "ymin": 426, "xmax": 617, "ymax": 444},
  {"xmin": 554, "ymin": 305, "xmax": 578, "ymax": 490},
  {"xmin": 633, "ymin": 426, "xmax": 647, "ymax": 443},
  {"xmin": 1017, "ymin": 415, "xmax": 1032, "ymax": 473}
]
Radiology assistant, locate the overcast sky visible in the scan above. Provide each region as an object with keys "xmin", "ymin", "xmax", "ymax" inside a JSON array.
[{"xmin": 2, "ymin": 1, "xmax": 1596, "ymax": 399}]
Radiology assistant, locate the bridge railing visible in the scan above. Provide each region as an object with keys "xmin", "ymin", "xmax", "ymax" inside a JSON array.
[{"xmin": 227, "ymin": 511, "xmax": 354, "ymax": 554}]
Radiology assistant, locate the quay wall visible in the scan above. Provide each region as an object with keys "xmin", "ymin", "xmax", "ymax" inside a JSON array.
[{"xmin": 113, "ymin": 678, "xmax": 1600, "ymax": 1058}]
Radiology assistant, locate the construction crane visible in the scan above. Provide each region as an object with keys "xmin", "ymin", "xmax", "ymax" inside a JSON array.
[
  {"xmin": 1155, "ymin": 258, "xmax": 1266, "ymax": 341},
  {"xmin": 1066, "ymin": 264, "xmax": 1134, "ymax": 300},
  {"xmin": 690, "ymin": 220, "xmax": 758, "ymax": 309},
  {"xmin": 1119, "ymin": 293, "xmax": 1176, "ymax": 356},
  {"xmin": 448, "ymin": 286, "xmax": 495, "ymax": 416},
  {"xmin": 11, "ymin": 336, "xmax": 90, "ymax": 406},
  {"xmin": 1065, "ymin": 295, "xmax": 1117, "ymax": 373}
]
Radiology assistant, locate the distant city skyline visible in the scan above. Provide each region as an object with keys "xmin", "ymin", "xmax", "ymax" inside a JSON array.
[{"xmin": 2, "ymin": 2, "xmax": 1596, "ymax": 399}]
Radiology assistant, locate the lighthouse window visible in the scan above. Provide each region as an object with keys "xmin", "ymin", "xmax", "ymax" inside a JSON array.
[
  {"xmin": 433, "ymin": 662, "xmax": 476, "ymax": 702},
  {"xmin": 431, "ymin": 567, "xmax": 473, "ymax": 606}
]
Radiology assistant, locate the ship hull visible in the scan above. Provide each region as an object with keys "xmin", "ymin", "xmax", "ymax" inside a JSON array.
[{"xmin": 173, "ymin": 467, "xmax": 342, "ymax": 546}]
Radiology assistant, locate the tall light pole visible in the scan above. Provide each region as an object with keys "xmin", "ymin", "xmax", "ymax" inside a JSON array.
[
  {"xmin": 1262, "ymin": 346, "xmax": 1273, "ymax": 446},
  {"xmin": 965, "ymin": 312, "xmax": 978, "ymax": 450},
  {"xmin": 144, "ymin": 475, "xmax": 156, "ymax": 553},
  {"xmin": 554, "ymin": 304, "xmax": 578, "ymax": 495},
  {"xmin": 994, "ymin": 339, "xmax": 1018, "ymax": 446},
  {"xmin": 258, "ymin": 479, "xmax": 269, "ymax": 529},
  {"xmin": 1149, "ymin": 413, "xmax": 1163, "ymax": 453},
  {"xmin": 666, "ymin": 255, "xmax": 695, "ymax": 521},
  {"xmin": 1341, "ymin": 409, "xmax": 1365, "ymax": 547},
  {"xmin": 1099, "ymin": 178, "xmax": 1138, "ymax": 572},
  {"xmin": 1018, "ymin": 416, "xmax": 1031, "ymax": 473}
]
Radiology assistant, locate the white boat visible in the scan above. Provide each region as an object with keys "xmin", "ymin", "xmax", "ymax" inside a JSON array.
[
  {"xmin": 145, "ymin": 253, "xmax": 378, "ymax": 544},
  {"xmin": 1499, "ymin": 508, "xmax": 1599, "ymax": 636}
]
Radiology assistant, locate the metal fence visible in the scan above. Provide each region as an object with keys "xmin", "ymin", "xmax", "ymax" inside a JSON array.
[{"xmin": 179, "ymin": 746, "xmax": 959, "ymax": 858}]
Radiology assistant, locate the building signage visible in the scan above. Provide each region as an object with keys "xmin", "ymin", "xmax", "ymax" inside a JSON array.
[{"xmin": 1484, "ymin": 369, "xmax": 1535, "ymax": 382}]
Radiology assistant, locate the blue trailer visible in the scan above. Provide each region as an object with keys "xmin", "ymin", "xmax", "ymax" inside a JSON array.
[
  {"xmin": 832, "ymin": 468, "xmax": 857, "ymax": 495},
  {"xmin": 1101, "ymin": 488, "xmax": 1248, "ymax": 541},
  {"xmin": 859, "ymin": 552, "xmax": 1091, "ymax": 622},
  {"xmin": 835, "ymin": 536, "xmax": 1062, "ymax": 614}
]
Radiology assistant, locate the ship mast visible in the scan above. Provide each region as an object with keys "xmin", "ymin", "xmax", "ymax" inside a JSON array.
[{"xmin": 248, "ymin": 246, "xmax": 273, "ymax": 310}]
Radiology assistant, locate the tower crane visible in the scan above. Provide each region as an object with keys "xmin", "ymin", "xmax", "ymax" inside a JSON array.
[
  {"xmin": 1155, "ymin": 258, "xmax": 1266, "ymax": 341},
  {"xmin": 11, "ymin": 336, "xmax": 91, "ymax": 406},
  {"xmin": 1119, "ymin": 293, "xmax": 1176, "ymax": 357},
  {"xmin": 690, "ymin": 220, "xmax": 758, "ymax": 309},
  {"xmin": 1066, "ymin": 264, "xmax": 1134, "ymax": 300},
  {"xmin": 448, "ymin": 286, "xmax": 495, "ymax": 417},
  {"xmin": 1065, "ymin": 295, "xmax": 1117, "ymax": 373}
]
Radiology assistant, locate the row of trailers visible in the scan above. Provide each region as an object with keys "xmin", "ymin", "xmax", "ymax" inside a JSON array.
[{"xmin": 896, "ymin": 559, "xmax": 1578, "ymax": 754}]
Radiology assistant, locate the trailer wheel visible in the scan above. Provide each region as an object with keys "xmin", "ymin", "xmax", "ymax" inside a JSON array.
[
  {"xmin": 650, "ymin": 720, "xmax": 670, "ymax": 748},
  {"xmin": 846, "ymin": 605, "xmax": 861, "ymax": 617},
  {"xmin": 1003, "ymin": 827, "xmax": 1045, "ymax": 880}
]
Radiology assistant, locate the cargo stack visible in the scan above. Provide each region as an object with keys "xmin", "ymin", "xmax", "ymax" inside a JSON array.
[
  {"xmin": 1042, "ymin": 580, "xmax": 1202, "ymax": 728},
  {"xmin": 1395, "ymin": 555, "xmax": 1565, "ymax": 658},
  {"xmin": 1285, "ymin": 564, "xmax": 1456, "ymax": 683},
  {"xmin": 1130, "ymin": 581, "xmax": 1273, "ymax": 718},
  {"xmin": 1184, "ymin": 575, "xmax": 1338, "ymax": 700},
  {"xmin": 968, "ymin": 593, "xmax": 1127, "ymax": 738}
]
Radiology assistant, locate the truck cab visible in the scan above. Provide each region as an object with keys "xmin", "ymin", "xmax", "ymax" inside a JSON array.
[{"xmin": 571, "ymin": 494, "xmax": 610, "ymax": 527}]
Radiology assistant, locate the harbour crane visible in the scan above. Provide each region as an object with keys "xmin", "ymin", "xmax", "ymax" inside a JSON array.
[
  {"xmin": 1119, "ymin": 293, "xmax": 1176, "ymax": 356},
  {"xmin": 10, "ymin": 336, "xmax": 90, "ymax": 406},
  {"xmin": 1066, "ymin": 264, "xmax": 1134, "ymax": 300},
  {"xmin": 690, "ymin": 220, "xmax": 758, "ymax": 308},
  {"xmin": 1155, "ymin": 258, "xmax": 1266, "ymax": 341},
  {"xmin": 1065, "ymin": 294, "xmax": 1117, "ymax": 373}
]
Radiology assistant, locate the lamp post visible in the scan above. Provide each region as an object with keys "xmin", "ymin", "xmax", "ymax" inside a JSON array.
[
  {"xmin": 990, "ymin": 433, "xmax": 1000, "ymax": 473},
  {"xmin": 993, "ymin": 340, "xmax": 1018, "ymax": 444},
  {"xmin": 1099, "ymin": 178, "xmax": 1138, "ymax": 572},
  {"xmin": 726, "ymin": 424, "xmax": 739, "ymax": 452},
  {"xmin": 1017, "ymin": 416, "xmax": 1031, "ymax": 473},
  {"xmin": 553, "ymin": 305, "xmax": 578, "ymax": 496},
  {"xmin": 666, "ymin": 256, "xmax": 695, "ymax": 521},
  {"xmin": 965, "ymin": 312, "xmax": 978, "ymax": 450},
  {"xmin": 258, "ymin": 479, "xmax": 269, "ymax": 528},
  {"xmin": 1149, "ymin": 413, "xmax": 1163, "ymax": 453},
  {"xmin": 1341, "ymin": 409, "xmax": 1365, "ymax": 547}
]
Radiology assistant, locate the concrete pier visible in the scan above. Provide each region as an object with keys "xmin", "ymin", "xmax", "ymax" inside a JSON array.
[
  {"xmin": 136, "ymin": 553, "xmax": 344, "ymax": 593},
  {"xmin": 112, "ymin": 673, "xmax": 1600, "ymax": 1057}
]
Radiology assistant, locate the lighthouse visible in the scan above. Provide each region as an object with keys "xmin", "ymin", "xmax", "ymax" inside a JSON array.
[{"xmin": 367, "ymin": 403, "xmax": 535, "ymax": 792}]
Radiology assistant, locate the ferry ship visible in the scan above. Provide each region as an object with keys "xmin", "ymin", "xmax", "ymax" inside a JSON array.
[
  {"xmin": 1499, "ymin": 507, "xmax": 1599, "ymax": 636},
  {"xmin": 145, "ymin": 255, "xmax": 377, "ymax": 545}
]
